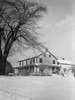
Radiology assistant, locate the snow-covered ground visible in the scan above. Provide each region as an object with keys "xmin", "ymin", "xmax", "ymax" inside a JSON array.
[{"xmin": 0, "ymin": 75, "xmax": 75, "ymax": 100}]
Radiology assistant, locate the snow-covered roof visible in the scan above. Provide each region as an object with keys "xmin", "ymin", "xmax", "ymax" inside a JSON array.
[{"xmin": 58, "ymin": 59, "xmax": 74, "ymax": 65}]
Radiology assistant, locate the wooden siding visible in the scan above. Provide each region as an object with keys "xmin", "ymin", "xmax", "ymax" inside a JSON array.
[{"xmin": 18, "ymin": 51, "xmax": 58, "ymax": 67}]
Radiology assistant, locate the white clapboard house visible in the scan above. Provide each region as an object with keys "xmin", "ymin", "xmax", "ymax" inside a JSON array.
[{"xmin": 14, "ymin": 49, "xmax": 61, "ymax": 76}]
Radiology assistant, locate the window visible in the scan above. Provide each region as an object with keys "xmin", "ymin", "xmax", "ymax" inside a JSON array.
[
  {"xmin": 53, "ymin": 60, "xmax": 55, "ymax": 64},
  {"xmin": 30, "ymin": 59, "xmax": 32, "ymax": 64},
  {"xmin": 64, "ymin": 68, "xmax": 66, "ymax": 72},
  {"xmin": 44, "ymin": 54, "xmax": 46, "ymax": 57},
  {"xmin": 19, "ymin": 61, "xmax": 21, "ymax": 66},
  {"xmin": 26, "ymin": 60, "xmax": 27, "ymax": 65},
  {"xmin": 49, "ymin": 55, "xmax": 51, "ymax": 57},
  {"xmin": 24, "ymin": 61, "xmax": 26, "ymax": 65},
  {"xmin": 39, "ymin": 58, "xmax": 42, "ymax": 63},
  {"xmin": 33, "ymin": 58, "xmax": 35, "ymax": 63},
  {"xmin": 57, "ymin": 62, "xmax": 59, "ymax": 65}
]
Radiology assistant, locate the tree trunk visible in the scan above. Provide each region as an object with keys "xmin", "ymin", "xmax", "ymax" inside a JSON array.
[
  {"xmin": 0, "ymin": 56, "xmax": 7, "ymax": 75},
  {"xmin": 0, "ymin": 28, "xmax": 6, "ymax": 75}
]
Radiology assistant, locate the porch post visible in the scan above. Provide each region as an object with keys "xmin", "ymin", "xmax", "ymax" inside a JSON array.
[
  {"xmin": 26, "ymin": 60, "xmax": 27, "ymax": 65},
  {"xmin": 34, "ymin": 65, "xmax": 37, "ymax": 73},
  {"xmin": 22, "ymin": 61, "xmax": 23, "ymax": 66},
  {"xmin": 37, "ymin": 67, "xmax": 39, "ymax": 73}
]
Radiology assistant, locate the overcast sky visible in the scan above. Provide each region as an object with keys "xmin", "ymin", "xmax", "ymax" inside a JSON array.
[
  {"xmin": 37, "ymin": 0, "xmax": 75, "ymax": 62},
  {"xmin": 8, "ymin": 0, "xmax": 75, "ymax": 66}
]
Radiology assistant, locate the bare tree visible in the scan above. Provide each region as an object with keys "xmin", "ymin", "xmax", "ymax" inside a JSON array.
[{"xmin": 0, "ymin": 0, "xmax": 47, "ymax": 75}]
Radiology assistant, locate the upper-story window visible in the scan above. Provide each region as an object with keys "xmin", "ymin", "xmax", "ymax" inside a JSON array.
[
  {"xmin": 49, "ymin": 55, "xmax": 51, "ymax": 57},
  {"xmin": 19, "ymin": 61, "xmax": 24, "ymax": 67},
  {"xmin": 53, "ymin": 60, "xmax": 55, "ymax": 64},
  {"xmin": 44, "ymin": 54, "xmax": 46, "ymax": 57},
  {"xmin": 57, "ymin": 62, "xmax": 59, "ymax": 65},
  {"xmin": 33, "ymin": 58, "xmax": 35, "ymax": 63},
  {"xmin": 30, "ymin": 59, "xmax": 32, "ymax": 64},
  {"xmin": 26, "ymin": 60, "xmax": 27, "ymax": 65},
  {"xmin": 19, "ymin": 61, "xmax": 21, "ymax": 66},
  {"xmin": 24, "ymin": 61, "xmax": 26, "ymax": 65},
  {"xmin": 27, "ymin": 59, "xmax": 30, "ymax": 65},
  {"xmin": 39, "ymin": 58, "xmax": 43, "ymax": 63}
]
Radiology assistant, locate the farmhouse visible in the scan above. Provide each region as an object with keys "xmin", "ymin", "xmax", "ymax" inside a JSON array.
[{"xmin": 14, "ymin": 49, "xmax": 61, "ymax": 76}]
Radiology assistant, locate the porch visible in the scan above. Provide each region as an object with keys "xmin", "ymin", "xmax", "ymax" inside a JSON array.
[{"xmin": 14, "ymin": 64, "xmax": 61, "ymax": 76}]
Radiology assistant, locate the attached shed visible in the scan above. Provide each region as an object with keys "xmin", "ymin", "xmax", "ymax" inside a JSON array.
[{"xmin": 58, "ymin": 59, "xmax": 74, "ymax": 76}]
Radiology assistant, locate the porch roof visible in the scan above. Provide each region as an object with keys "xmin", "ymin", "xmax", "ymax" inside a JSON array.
[
  {"xmin": 14, "ymin": 63, "xmax": 61, "ymax": 69},
  {"xmin": 38, "ymin": 64, "xmax": 61, "ymax": 67}
]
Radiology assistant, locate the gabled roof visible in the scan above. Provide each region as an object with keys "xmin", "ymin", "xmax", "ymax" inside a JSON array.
[
  {"xmin": 18, "ymin": 49, "xmax": 58, "ymax": 62},
  {"xmin": 36, "ymin": 49, "xmax": 58, "ymax": 60},
  {"xmin": 46, "ymin": 49, "xmax": 58, "ymax": 60}
]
